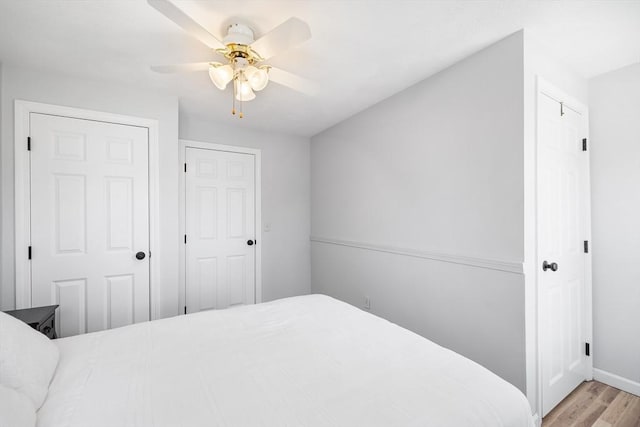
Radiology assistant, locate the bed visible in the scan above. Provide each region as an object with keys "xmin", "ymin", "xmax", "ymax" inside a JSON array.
[{"xmin": 2, "ymin": 294, "xmax": 533, "ymax": 427}]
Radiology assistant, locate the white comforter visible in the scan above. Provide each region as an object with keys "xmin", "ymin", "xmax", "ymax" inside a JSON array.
[{"xmin": 38, "ymin": 295, "xmax": 533, "ymax": 427}]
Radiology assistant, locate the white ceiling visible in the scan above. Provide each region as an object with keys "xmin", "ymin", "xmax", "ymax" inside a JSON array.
[{"xmin": 0, "ymin": 0, "xmax": 638, "ymax": 137}]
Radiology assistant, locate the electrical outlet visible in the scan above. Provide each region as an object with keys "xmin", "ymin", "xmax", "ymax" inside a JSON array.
[{"xmin": 364, "ymin": 296, "xmax": 371, "ymax": 310}]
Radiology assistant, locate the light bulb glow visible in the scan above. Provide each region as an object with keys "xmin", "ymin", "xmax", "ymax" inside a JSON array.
[
  {"xmin": 208, "ymin": 63, "xmax": 233, "ymax": 90},
  {"xmin": 244, "ymin": 65, "xmax": 270, "ymax": 91},
  {"xmin": 235, "ymin": 77, "xmax": 256, "ymax": 101}
]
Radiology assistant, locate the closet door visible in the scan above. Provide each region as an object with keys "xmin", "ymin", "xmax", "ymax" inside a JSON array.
[
  {"xmin": 185, "ymin": 147, "xmax": 256, "ymax": 313},
  {"xmin": 538, "ymin": 92, "xmax": 590, "ymax": 416},
  {"xmin": 30, "ymin": 113, "xmax": 150, "ymax": 337}
]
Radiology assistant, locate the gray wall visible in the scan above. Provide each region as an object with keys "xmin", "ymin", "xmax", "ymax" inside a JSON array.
[
  {"xmin": 311, "ymin": 32, "xmax": 527, "ymax": 391},
  {"xmin": 590, "ymin": 62, "xmax": 640, "ymax": 386},
  {"xmin": 179, "ymin": 115, "xmax": 311, "ymax": 301}
]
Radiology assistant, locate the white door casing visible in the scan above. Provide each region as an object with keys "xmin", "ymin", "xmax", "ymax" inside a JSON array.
[
  {"xmin": 184, "ymin": 146, "xmax": 257, "ymax": 313},
  {"xmin": 30, "ymin": 113, "xmax": 150, "ymax": 337},
  {"xmin": 537, "ymin": 85, "xmax": 592, "ymax": 416}
]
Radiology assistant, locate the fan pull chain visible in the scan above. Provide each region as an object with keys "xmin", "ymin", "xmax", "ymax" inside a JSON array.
[
  {"xmin": 231, "ymin": 60, "xmax": 237, "ymax": 116},
  {"xmin": 239, "ymin": 81, "xmax": 244, "ymax": 119},
  {"xmin": 235, "ymin": 74, "xmax": 243, "ymax": 119},
  {"xmin": 232, "ymin": 78, "xmax": 236, "ymax": 116},
  {"xmin": 229, "ymin": 63, "xmax": 246, "ymax": 118}
]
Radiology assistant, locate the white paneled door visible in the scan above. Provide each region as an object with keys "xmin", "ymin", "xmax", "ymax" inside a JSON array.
[
  {"xmin": 185, "ymin": 147, "xmax": 256, "ymax": 313},
  {"xmin": 538, "ymin": 92, "xmax": 590, "ymax": 415},
  {"xmin": 30, "ymin": 113, "xmax": 150, "ymax": 337}
]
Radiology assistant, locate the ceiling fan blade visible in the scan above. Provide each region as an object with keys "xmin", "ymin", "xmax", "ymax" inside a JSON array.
[
  {"xmin": 150, "ymin": 62, "xmax": 211, "ymax": 73},
  {"xmin": 269, "ymin": 67, "xmax": 317, "ymax": 96},
  {"xmin": 147, "ymin": 0, "xmax": 225, "ymax": 50},
  {"xmin": 250, "ymin": 17, "xmax": 311, "ymax": 60}
]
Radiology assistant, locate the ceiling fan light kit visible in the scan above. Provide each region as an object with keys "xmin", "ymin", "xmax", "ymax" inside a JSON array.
[
  {"xmin": 245, "ymin": 65, "xmax": 270, "ymax": 91},
  {"xmin": 208, "ymin": 32, "xmax": 273, "ymax": 117},
  {"xmin": 148, "ymin": 0, "xmax": 314, "ymax": 119},
  {"xmin": 208, "ymin": 63, "xmax": 233, "ymax": 90}
]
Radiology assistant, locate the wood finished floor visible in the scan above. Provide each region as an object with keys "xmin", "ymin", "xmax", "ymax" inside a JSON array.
[{"xmin": 542, "ymin": 381, "xmax": 640, "ymax": 427}]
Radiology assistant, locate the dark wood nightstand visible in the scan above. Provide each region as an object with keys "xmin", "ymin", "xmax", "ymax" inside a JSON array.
[{"xmin": 4, "ymin": 305, "xmax": 59, "ymax": 339}]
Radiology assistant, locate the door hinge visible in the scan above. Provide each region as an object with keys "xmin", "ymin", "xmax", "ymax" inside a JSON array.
[
  {"xmin": 184, "ymin": 163, "xmax": 187, "ymax": 173},
  {"xmin": 184, "ymin": 234, "xmax": 187, "ymax": 244},
  {"xmin": 585, "ymin": 342, "xmax": 591, "ymax": 357},
  {"xmin": 28, "ymin": 246, "xmax": 32, "ymax": 260},
  {"xmin": 584, "ymin": 240, "xmax": 589, "ymax": 253},
  {"xmin": 582, "ymin": 138, "xmax": 587, "ymax": 151},
  {"xmin": 27, "ymin": 137, "xmax": 31, "ymax": 151}
]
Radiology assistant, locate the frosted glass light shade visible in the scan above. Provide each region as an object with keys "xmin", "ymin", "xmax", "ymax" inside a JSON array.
[
  {"xmin": 235, "ymin": 79, "xmax": 256, "ymax": 101},
  {"xmin": 209, "ymin": 63, "xmax": 234, "ymax": 90},
  {"xmin": 245, "ymin": 65, "xmax": 269, "ymax": 91}
]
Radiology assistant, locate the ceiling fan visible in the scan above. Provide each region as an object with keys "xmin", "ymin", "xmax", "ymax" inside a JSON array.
[{"xmin": 148, "ymin": 0, "xmax": 315, "ymax": 118}]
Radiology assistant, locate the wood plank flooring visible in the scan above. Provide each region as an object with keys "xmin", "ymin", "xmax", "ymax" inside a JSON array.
[{"xmin": 543, "ymin": 381, "xmax": 640, "ymax": 427}]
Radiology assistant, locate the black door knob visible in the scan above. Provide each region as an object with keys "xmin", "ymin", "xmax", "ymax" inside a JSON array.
[
  {"xmin": 135, "ymin": 251, "xmax": 146, "ymax": 260},
  {"xmin": 247, "ymin": 240, "xmax": 255, "ymax": 246},
  {"xmin": 542, "ymin": 260, "xmax": 558, "ymax": 272}
]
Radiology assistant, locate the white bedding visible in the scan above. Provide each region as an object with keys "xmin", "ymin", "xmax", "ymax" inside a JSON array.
[{"xmin": 38, "ymin": 295, "xmax": 533, "ymax": 427}]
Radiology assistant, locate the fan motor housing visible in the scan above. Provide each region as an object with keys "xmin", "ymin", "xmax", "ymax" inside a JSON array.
[
  {"xmin": 218, "ymin": 23, "xmax": 263, "ymax": 62},
  {"xmin": 222, "ymin": 23, "xmax": 254, "ymax": 46}
]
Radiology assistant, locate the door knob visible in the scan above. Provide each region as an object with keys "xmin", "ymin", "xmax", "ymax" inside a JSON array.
[
  {"xmin": 542, "ymin": 260, "xmax": 558, "ymax": 272},
  {"xmin": 135, "ymin": 251, "xmax": 146, "ymax": 260},
  {"xmin": 247, "ymin": 240, "xmax": 255, "ymax": 246}
]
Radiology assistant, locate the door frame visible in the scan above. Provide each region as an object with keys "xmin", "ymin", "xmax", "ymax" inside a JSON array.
[
  {"xmin": 14, "ymin": 100, "xmax": 161, "ymax": 320},
  {"xmin": 178, "ymin": 139, "xmax": 262, "ymax": 314},
  {"xmin": 534, "ymin": 77, "xmax": 593, "ymax": 418}
]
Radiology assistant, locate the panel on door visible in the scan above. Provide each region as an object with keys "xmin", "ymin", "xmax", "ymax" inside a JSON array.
[
  {"xmin": 30, "ymin": 113, "xmax": 150, "ymax": 337},
  {"xmin": 185, "ymin": 148, "xmax": 256, "ymax": 313},
  {"xmin": 538, "ymin": 94, "xmax": 589, "ymax": 415}
]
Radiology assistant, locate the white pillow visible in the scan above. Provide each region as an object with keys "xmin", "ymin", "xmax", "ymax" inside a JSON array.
[
  {"xmin": 0, "ymin": 383, "xmax": 36, "ymax": 427},
  {"xmin": 0, "ymin": 311, "xmax": 59, "ymax": 409}
]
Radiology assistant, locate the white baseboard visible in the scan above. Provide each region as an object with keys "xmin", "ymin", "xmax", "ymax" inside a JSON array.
[{"xmin": 594, "ymin": 368, "xmax": 640, "ymax": 397}]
